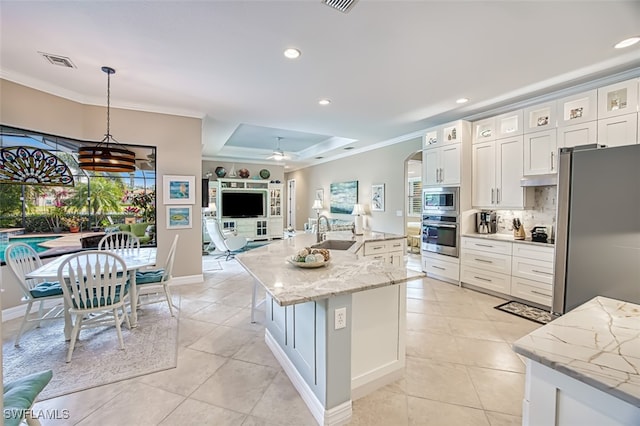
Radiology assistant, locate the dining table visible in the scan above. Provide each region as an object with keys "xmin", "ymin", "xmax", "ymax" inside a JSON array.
[{"xmin": 25, "ymin": 247, "xmax": 157, "ymax": 340}]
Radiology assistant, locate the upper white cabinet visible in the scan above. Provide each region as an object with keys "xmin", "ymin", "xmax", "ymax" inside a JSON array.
[
  {"xmin": 473, "ymin": 117, "xmax": 496, "ymax": 144},
  {"xmin": 423, "ymin": 120, "xmax": 470, "ymax": 187},
  {"xmin": 473, "ymin": 136, "xmax": 530, "ymax": 208},
  {"xmin": 524, "ymin": 129, "xmax": 557, "ymax": 175},
  {"xmin": 597, "ymin": 78, "xmax": 639, "ymax": 119},
  {"xmin": 524, "ymin": 102, "xmax": 557, "ymax": 133},
  {"xmin": 557, "ymin": 121, "xmax": 597, "ymax": 148},
  {"xmin": 597, "ymin": 113, "xmax": 638, "ymax": 147},
  {"xmin": 495, "ymin": 110, "xmax": 524, "ymax": 139},
  {"xmin": 557, "ymin": 89, "xmax": 598, "ymax": 127}
]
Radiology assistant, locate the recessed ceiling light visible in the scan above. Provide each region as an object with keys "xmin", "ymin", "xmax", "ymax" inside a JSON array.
[
  {"xmin": 318, "ymin": 98, "xmax": 331, "ymax": 106},
  {"xmin": 614, "ymin": 37, "xmax": 640, "ymax": 49},
  {"xmin": 315, "ymin": 156, "xmax": 324, "ymax": 159},
  {"xmin": 344, "ymin": 146, "xmax": 354, "ymax": 150},
  {"xmin": 283, "ymin": 48, "xmax": 301, "ymax": 59},
  {"xmin": 456, "ymin": 98, "xmax": 469, "ymax": 104}
]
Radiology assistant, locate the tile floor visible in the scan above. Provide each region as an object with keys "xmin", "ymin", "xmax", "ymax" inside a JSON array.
[{"xmin": 6, "ymin": 253, "xmax": 542, "ymax": 425}]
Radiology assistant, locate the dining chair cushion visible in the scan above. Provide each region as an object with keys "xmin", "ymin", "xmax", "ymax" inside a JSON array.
[
  {"xmin": 135, "ymin": 269, "xmax": 165, "ymax": 284},
  {"xmin": 28, "ymin": 281, "xmax": 63, "ymax": 298},
  {"xmin": 3, "ymin": 369, "xmax": 53, "ymax": 426},
  {"xmin": 71, "ymin": 283, "xmax": 130, "ymax": 309}
]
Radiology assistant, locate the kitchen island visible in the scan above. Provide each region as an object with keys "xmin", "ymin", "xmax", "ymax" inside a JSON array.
[
  {"xmin": 513, "ymin": 296, "xmax": 640, "ymax": 425},
  {"xmin": 236, "ymin": 231, "xmax": 424, "ymax": 426}
]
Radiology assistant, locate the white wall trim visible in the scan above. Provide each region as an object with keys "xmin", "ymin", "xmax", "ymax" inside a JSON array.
[
  {"xmin": 169, "ymin": 274, "xmax": 204, "ymax": 286},
  {"xmin": 265, "ymin": 329, "xmax": 352, "ymax": 426}
]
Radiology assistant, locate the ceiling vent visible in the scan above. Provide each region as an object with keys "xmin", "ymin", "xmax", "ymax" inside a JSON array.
[
  {"xmin": 323, "ymin": 0, "xmax": 358, "ymax": 13},
  {"xmin": 38, "ymin": 52, "xmax": 76, "ymax": 68}
]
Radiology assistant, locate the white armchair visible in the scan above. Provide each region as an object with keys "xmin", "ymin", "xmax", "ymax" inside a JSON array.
[{"xmin": 205, "ymin": 219, "xmax": 248, "ymax": 260}]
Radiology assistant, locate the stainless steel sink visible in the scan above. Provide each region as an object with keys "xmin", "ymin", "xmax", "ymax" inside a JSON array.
[{"xmin": 311, "ymin": 240, "xmax": 356, "ymax": 250}]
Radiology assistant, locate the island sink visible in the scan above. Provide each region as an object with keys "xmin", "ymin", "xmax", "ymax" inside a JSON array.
[{"xmin": 311, "ymin": 240, "xmax": 356, "ymax": 250}]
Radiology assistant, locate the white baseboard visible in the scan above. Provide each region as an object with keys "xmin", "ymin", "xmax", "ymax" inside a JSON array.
[
  {"xmin": 264, "ymin": 329, "xmax": 352, "ymax": 426},
  {"xmin": 351, "ymin": 361, "xmax": 404, "ymax": 401},
  {"xmin": 169, "ymin": 274, "xmax": 204, "ymax": 286}
]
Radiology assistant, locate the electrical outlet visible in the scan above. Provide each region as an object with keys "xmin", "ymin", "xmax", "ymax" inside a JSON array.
[{"xmin": 334, "ymin": 307, "xmax": 346, "ymax": 330}]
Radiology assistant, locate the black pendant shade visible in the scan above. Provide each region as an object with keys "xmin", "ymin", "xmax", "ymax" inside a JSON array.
[{"xmin": 78, "ymin": 66, "xmax": 136, "ymax": 173}]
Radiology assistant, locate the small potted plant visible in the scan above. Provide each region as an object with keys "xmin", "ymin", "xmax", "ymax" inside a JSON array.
[{"xmin": 62, "ymin": 215, "xmax": 81, "ymax": 233}]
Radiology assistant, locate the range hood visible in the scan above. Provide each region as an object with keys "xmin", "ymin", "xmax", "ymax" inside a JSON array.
[{"xmin": 520, "ymin": 174, "xmax": 557, "ymax": 187}]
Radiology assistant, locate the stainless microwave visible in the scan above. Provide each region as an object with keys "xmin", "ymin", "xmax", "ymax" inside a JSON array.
[{"xmin": 423, "ymin": 187, "xmax": 458, "ymax": 213}]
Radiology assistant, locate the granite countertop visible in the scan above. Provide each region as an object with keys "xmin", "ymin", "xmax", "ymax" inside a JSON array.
[
  {"xmin": 236, "ymin": 231, "xmax": 423, "ymax": 306},
  {"xmin": 462, "ymin": 232, "xmax": 555, "ymax": 248},
  {"xmin": 512, "ymin": 296, "xmax": 640, "ymax": 407}
]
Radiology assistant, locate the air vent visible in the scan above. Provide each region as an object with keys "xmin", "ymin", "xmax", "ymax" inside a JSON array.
[
  {"xmin": 323, "ymin": 0, "xmax": 358, "ymax": 13},
  {"xmin": 38, "ymin": 52, "xmax": 76, "ymax": 68}
]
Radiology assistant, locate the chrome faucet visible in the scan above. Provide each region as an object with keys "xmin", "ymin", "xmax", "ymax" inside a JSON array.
[{"xmin": 317, "ymin": 214, "xmax": 331, "ymax": 243}]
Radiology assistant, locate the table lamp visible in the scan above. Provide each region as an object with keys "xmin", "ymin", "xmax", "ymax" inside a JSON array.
[
  {"xmin": 312, "ymin": 199, "xmax": 323, "ymax": 220},
  {"xmin": 351, "ymin": 203, "xmax": 365, "ymax": 235}
]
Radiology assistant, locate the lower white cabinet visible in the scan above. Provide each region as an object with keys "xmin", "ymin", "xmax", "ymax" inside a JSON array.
[
  {"xmin": 460, "ymin": 265, "xmax": 511, "ymax": 294},
  {"xmin": 362, "ymin": 239, "xmax": 404, "ymax": 265},
  {"xmin": 422, "ymin": 251, "xmax": 460, "ymax": 283}
]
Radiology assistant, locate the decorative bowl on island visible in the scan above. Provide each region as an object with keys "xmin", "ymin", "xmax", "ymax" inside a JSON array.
[{"xmin": 288, "ymin": 248, "xmax": 331, "ymax": 268}]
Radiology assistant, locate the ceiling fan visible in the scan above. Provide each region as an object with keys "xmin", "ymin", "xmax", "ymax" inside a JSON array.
[{"xmin": 267, "ymin": 136, "xmax": 288, "ymax": 161}]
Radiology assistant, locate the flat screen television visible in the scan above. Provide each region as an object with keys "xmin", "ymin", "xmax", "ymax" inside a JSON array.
[{"xmin": 221, "ymin": 191, "xmax": 265, "ymax": 217}]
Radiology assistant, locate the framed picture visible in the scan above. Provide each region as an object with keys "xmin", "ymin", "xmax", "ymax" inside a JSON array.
[
  {"xmin": 166, "ymin": 205, "xmax": 192, "ymax": 229},
  {"xmin": 163, "ymin": 175, "xmax": 195, "ymax": 205},
  {"xmin": 315, "ymin": 188, "xmax": 324, "ymax": 203},
  {"xmin": 330, "ymin": 181, "xmax": 358, "ymax": 214},
  {"xmin": 371, "ymin": 184, "xmax": 385, "ymax": 211}
]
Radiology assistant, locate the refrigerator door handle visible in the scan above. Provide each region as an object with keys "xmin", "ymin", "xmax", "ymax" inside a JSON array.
[{"xmin": 552, "ymin": 148, "xmax": 573, "ymax": 315}]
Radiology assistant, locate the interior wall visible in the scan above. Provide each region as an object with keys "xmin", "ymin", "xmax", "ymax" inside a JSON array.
[
  {"xmin": 0, "ymin": 80, "xmax": 203, "ymax": 301},
  {"xmin": 286, "ymin": 138, "xmax": 422, "ymax": 234}
]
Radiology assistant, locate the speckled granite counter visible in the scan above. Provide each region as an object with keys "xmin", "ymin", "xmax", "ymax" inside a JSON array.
[
  {"xmin": 513, "ymin": 296, "xmax": 640, "ymax": 407},
  {"xmin": 237, "ymin": 231, "xmax": 422, "ymax": 306},
  {"xmin": 462, "ymin": 232, "xmax": 555, "ymax": 247}
]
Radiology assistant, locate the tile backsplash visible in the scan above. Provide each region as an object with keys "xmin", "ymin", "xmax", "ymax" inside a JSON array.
[{"xmin": 495, "ymin": 186, "xmax": 556, "ymax": 239}]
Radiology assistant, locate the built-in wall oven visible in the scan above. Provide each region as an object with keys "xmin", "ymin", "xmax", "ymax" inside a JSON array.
[{"xmin": 422, "ymin": 187, "xmax": 460, "ymax": 257}]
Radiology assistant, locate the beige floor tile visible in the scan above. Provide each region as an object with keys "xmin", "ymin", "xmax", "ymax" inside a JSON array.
[
  {"xmin": 74, "ymin": 382, "xmax": 185, "ymax": 426},
  {"xmin": 190, "ymin": 359, "xmax": 278, "ymax": 414},
  {"xmin": 233, "ymin": 336, "xmax": 281, "ymax": 369},
  {"xmin": 223, "ymin": 308, "xmax": 266, "ymax": 333},
  {"xmin": 434, "ymin": 288, "xmax": 478, "ymax": 305},
  {"xmin": 406, "ymin": 286, "xmax": 438, "ymax": 301},
  {"xmin": 491, "ymin": 319, "xmax": 542, "ymax": 343},
  {"xmin": 454, "ymin": 337, "xmax": 526, "ymax": 373},
  {"xmin": 485, "ymin": 410, "xmax": 522, "ymax": 426},
  {"xmin": 250, "ymin": 372, "xmax": 317, "ymax": 425},
  {"xmin": 405, "ymin": 357, "xmax": 482, "ymax": 409},
  {"xmin": 406, "ymin": 330, "xmax": 465, "ymax": 363},
  {"xmin": 189, "ymin": 302, "xmax": 245, "ymax": 324},
  {"xmin": 241, "ymin": 416, "xmax": 285, "ymax": 426},
  {"xmin": 196, "ymin": 287, "xmax": 237, "ymax": 303},
  {"xmin": 176, "ymin": 298, "xmax": 214, "ymax": 318},
  {"xmin": 436, "ymin": 300, "xmax": 491, "ymax": 320},
  {"xmin": 137, "ymin": 347, "xmax": 228, "ymax": 396},
  {"xmin": 159, "ymin": 398, "xmax": 246, "ymax": 425},
  {"xmin": 177, "ymin": 316, "xmax": 218, "ymax": 348},
  {"xmin": 446, "ymin": 317, "xmax": 505, "ymax": 342},
  {"xmin": 467, "ymin": 366, "xmax": 525, "ymax": 416},
  {"xmin": 350, "ymin": 388, "xmax": 409, "ymax": 426},
  {"xmin": 406, "ymin": 312, "xmax": 451, "ymax": 334},
  {"xmin": 189, "ymin": 325, "xmax": 257, "ymax": 357},
  {"xmin": 407, "ymin": 396, "xmax": 490, "ymax": 426}
]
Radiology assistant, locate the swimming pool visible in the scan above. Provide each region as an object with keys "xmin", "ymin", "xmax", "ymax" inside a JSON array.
[{"xmin": 0, "ymin": 236, "xmax": 60, "ymax": 262}]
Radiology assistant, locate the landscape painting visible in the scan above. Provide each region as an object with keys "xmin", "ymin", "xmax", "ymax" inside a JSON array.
[{"xmin": 330, "ymin": 181, "xmax": 358, "ymax": 214}]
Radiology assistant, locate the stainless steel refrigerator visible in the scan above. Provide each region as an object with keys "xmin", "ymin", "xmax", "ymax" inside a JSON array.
[{"xmin": 553, "ymin": 144, "xmax": 640, "ymax": 315}]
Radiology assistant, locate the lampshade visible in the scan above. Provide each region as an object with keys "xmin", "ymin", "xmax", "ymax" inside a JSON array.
[
  {"xmin": 78, "ymin": 66, "xmax": 136, "ymax": 173},
  {"xmin": 351, "ymin": 204, "xmax": 365, "ymax": 216},
  {"xmin": 312, "ymin": 199, "xmax": 323, "ymax": 211},
  {"xmin": 209, "ymin": 203, "xmax": 217, "ymax": 212}
]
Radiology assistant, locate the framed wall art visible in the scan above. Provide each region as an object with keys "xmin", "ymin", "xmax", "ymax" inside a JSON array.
[
  {"xmin": 330, "ymin": 181, "xmax": 358, "ymax": 214},
  {"xmin": 163, "ymin": 175, "xmax": 195, "ymax": 205},
  {"xmin": 371, "ymin": 184, "xmax": 385, "ymax": 211},
  {"xmin": 315, "ymin": 188, "xmax": 324, "ymax": 203},
  {"xmin": 166, "ymin": 205, "xmax": 192, "ymax": 229}
]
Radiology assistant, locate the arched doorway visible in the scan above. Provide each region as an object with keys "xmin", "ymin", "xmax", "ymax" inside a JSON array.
[{"xmin": 404, "ymin": 150, "xmax": 422, "ymax": 256}]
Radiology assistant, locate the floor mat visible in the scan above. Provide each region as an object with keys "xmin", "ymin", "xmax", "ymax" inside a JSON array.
[{"xmin": 494, "ymin": 300, "xmax": 555, "ymax": 325}]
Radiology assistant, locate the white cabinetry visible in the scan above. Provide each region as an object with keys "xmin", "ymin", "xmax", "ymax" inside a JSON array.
[
  {"xmin": 597, "ymin": 113, "xmax": 638, "ymax": 147},
  {"xmin": 557, "ymin": 90, "xmax": 598, "ymax": 127},
  {"xmin": 557, "ymin": 121, "xmax": 597, "ymax": 148},
  {"xmin": 597, "ymin": 78, "xmax": 639, "ymax": 119},
  {"xmin": 524, "ymin": 129, "xmax": 558, "ymax": 175},
  {"xmin": 511, "ymin": 244, "xmax": 554, "ymax": 307},
  {"xmin": 495, "ymin": 110, "xmax": 524, "ymax": 139},
  {"xmin": 473, "ymin": 117, "xmax": 496, "ymax": 144},
  {"xmin": 268, "ymin": 183, "xmax": 284, "ymax": 239},
  {"xmin": 422, "ymin": 120, "xmax": 470, "ymax": 187},
  {"xmin": 422, "ymin": 251, "xmax": 460, "ymax": 283},
  {"xmin": 524, "ymin": 102, "xmax": 557, "ymax": 133},
  {"xmin": 472, "ymin": 136, "xmax": 531, "ymax": 208},
  {"xmin": 362, "ymin": 239, "xmax": 405, "ymax": 266}
]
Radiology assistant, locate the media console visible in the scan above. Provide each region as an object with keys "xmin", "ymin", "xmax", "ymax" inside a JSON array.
[{"xmin": 211, "ymin": 178, "xmax": 283, "ymax": 240}]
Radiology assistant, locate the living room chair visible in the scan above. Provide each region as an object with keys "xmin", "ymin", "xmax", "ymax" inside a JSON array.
[
  {"xmin": 135, "ymin": 234, "xmax": 179, "ymax": 316},
  {"xmin": 57, "ymin": 251, "xmax": 131, "ymax": 362},
  {"xmin": 4, "ymin": 243, "xmax": 65, "ymax": 347},
  {"xmin": 205, "ymin": 219, "xmax": 248, "ymax": 260},
  {"xmin": 98, "ymin": 231, "xmax": 140, "ymax": 253}
]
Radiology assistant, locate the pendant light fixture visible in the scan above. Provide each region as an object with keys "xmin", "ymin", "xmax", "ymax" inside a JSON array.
[{"xmin": 78, "ymin": 66, "xmax": 136, "ymax": 173}]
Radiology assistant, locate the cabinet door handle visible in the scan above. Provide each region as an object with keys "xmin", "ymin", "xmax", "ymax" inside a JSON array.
[
  {"xmin": 476, "ymin": 243, "xmax": 494, "ymax": 248},
  {"xmin": 475, "ymin": 258, "xmax": 493, "ymax": 263},
  {"xmin": 432, "ymin": 265, "xmax": 445, "ymax": 270},
  {"xmin": 440, "ymin": 168, "xmax": 444, "ymax": 182},
  {"xmin": 491, "ymin": 188, "xmax": 495, "ymax": 204},
  {"xmin": 550, "ymin": 152, "xmax": 555, "ymax": 171},
  {"xmin": 532, "ymin": 269, "xmax": 553, "ymax": 275},
  {"xmin": 474, "ymin": 276, "xmax": 492, "ymax": 282},
  {"xmin": 496, "ymin": 188, "xmax": 500, "ymax": 204},
  {"xmin": 531, "ymin": 290, "xmax": 551, "ymax": 297}
]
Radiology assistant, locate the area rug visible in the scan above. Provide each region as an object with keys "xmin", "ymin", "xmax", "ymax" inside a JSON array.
[
  {"xmin": 2, "ymin": 299, "xmax": 179, "ymax": 401},
  {"xmin": 494, "ymin": 300, "xmax": 555, "ymax": 325}
]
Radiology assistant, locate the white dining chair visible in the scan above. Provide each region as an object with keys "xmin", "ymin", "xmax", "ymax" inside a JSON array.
[
  {"xmin": 135, "ymin": 234, "xmax": 179, "ymax": 316},
  {"xmin": 98, "ymin": 231, "xmax": 140, "ymax": 253},
  {"xmin": 57, "ymin": 251, "xmax": 130, "ymax": 362},
  {"xmin": 4, "ymin": 243, "xmax": 65, "ymax": 347}
]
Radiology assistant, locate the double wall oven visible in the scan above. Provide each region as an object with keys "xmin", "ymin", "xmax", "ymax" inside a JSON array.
[{"xmin": 422, "ymin": 187, "xmax": 459, "ymax": 257}]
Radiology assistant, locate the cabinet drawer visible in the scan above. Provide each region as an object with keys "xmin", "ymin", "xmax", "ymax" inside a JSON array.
[
  {"xmin": 387, "ymin": 239, "xmax": 405, "ymax": 254},
  {"xmin": 460, "ymin": 265, "xmax": 511, "ymax": 294},
  {"xmin": 462, "ymin": 248, "xmax": 512, "ymax": 275},
  {"xmin": 363, "ymin": 241, "xmax": 388, "ymax": 256},
  {"xmin": 511, "ymin": 276, "xmax": 552, "ymax": 307},
  {"xmin": 462, "ymin": 237, "xmax": 512, "ymax": 255},
  {"xmin": 423, "ymin": 256, "xmax": 459, "ymax": 281},
  {"xmin": 511, "ymin": 257, "xmax": 554, "ymax": 285},
  {"xmin": 512, "ymin": 243, "xmax": 555, "ymax": 262}
]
